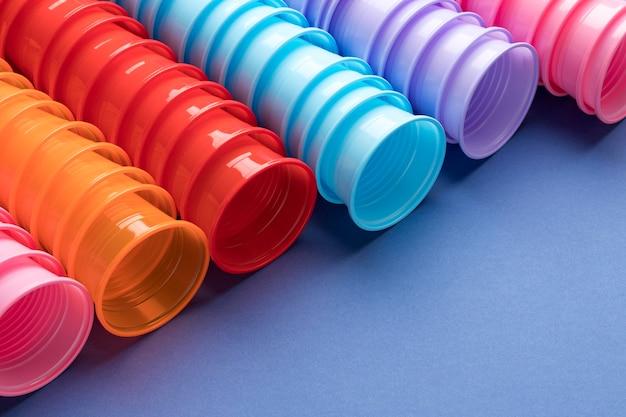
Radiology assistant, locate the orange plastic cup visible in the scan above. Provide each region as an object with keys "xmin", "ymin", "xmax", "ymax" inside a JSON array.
[
  {"xmin": 0, "ymin": 0, "xmax": 317, "ymax": 274},
  {"xmin": 0, "ymin": 62, "xmax": 210, "ymax": 337}
]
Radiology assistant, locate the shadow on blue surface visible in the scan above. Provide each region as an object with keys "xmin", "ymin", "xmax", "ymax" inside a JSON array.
[
  {"xmin": 441, "ymin": 89, "xmax": 618, "ymax": 185},
  {"xmin": 0, "ymin": 266, "xmax": 246, "ymax": 414},
  {"xmin": 1, "ymin": 87, "xmax": 625, "ymax": 417},
  {"xmin": 524, "ymin": 89, "xmax": 617, "ymax": 147}
]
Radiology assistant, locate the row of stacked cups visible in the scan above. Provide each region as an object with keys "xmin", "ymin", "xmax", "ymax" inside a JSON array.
[{"xmin": 0, "ymin": 0, "xmax": 623, "ymax": 396}]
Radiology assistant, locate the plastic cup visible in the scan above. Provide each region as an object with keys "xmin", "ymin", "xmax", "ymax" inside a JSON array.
[
  {"xmin": 288, "ymin": 0, "xmax": 539, "ymax": 159},
  {"xmin": 399, "ymin": 12, "xmax": 537, "ymax": 158},
  {"xmin": 252, "ymin": 35, "xmax": 370, "ymax": 151},
  {"xmin": 0, "ymin": 207, "xmax": 93, "ymax": 397},
  {"xmin": 196, "ymin": 0, "xmax": 445, "ymax": 228},
  {"xmin": 299, "ymin": 0, "xmax": 325, "ymax": 28},
  {"xmin": 209, "ymin": 3, "xmax": 328, "ymax": 88},
  {"xmin": 255, "ymin": 47, "xmax": 444, "ymax": 229},
  {"xmin": 1, "ymin": 0, "xmax": 318, "ymax": 273},
  {"xmin": 285, "ymin": 70, "xmax": 391, "ymax": 160},
  {"xmin": 292, "ymin": 0, "xmax": 341, "ymax": 30},
  {"xmin": 0, "ymin": 62, "xmax": 210, "ymax": 337},
  {"xmin": 548, "ymin": 0, "xmax": 626, "ymax": 123},
  {"xmin": 457, "ymin": 0, "xmax": 504, "ymax": 26},
  {"xmin": 125, "ymin": 0, "xmax": 447, "ymax": 230},
  {"xmin": 459, "ymin": 0, "xmax": 626, "ymax": 124},
  {"xmin": 476, "ymin": 0, "xmax": 544, "ymax": 42},
  {"xmin": 211, "ymin": 4, "xmax": 336, "ymax": 115},
  {"xmin": 304, "ymin": 81, "xmax": 445, "ymax": 230}
]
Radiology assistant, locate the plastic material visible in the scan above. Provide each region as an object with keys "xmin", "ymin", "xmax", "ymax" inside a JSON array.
[
  {"xmin": 286, "ymin": 0, "xmax": 539, "ymax": 159},
  {"xmin": 0, "ymin": 0, "xmax": 317, "ymax": 271},
  {"xmin": 457, "ymin": 0, "xmax": 626, "ymax": 124},
  {"xmin": 113, "ymin": 0, "xmax": 447, "ymax": 231},
  {"xmin": 0, "ymin": 60, "xmax": 209, "ymax": 337},
  {"xmin": 0, "ymin": 206, "xmax": 92, "ymax": 397}
]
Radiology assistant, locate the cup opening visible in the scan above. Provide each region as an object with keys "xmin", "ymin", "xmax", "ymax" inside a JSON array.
[
  {"xmin": 99, "ymin": 224, "xmax": 207, "ymax": 336},
  {"xmin": 461, "ymin": 43, "xmax": 537, "ymax": 158},
  {"xmin": 599, "ymin": 36, "xmax": 626, "ymax": 123},
  {"xmin": 211, "ymin": 160, "xmax": 316, "ymax": 274},
  {"xmin": 0, "ymin": 279, "xmax": 91, "ymax": 396},
  {"xmin": 350, "ymin": 118, "xmax": 444, "ymax": 231}
]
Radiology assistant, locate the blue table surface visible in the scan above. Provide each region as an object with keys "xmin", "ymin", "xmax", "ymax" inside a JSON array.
[{"xmin": 1, "ymin": 89, "xmax": 625, "ymax": 417}]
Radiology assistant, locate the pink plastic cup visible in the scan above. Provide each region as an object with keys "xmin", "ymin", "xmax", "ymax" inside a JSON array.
[
  {"xmin": 459, "ymin": 0, "xmax": 626, "ymax": 124},
  {"xmin": 0, "ymin": 207, "xmax": 93, "ymax": 397}
]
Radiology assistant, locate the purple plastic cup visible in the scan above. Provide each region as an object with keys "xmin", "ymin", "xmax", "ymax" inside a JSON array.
[{"xmin": 288, "ymin": 0, "xmax": 540, "ymax": 159}]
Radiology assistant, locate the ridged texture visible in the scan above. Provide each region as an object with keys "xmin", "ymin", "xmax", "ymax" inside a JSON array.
[
  {"xmin": 115, "ymin": 0, "xmax": 447, "ymax": 231},
  {"xmin": 458, "ymin": 0, "xmax": 626, "ymax": 124},
  {"xmin": 287, "ymin": 0, "xmax": 539, "ymax": 159},
  {"xmin": 0, "ymin": 206, "xmax": 93, "ymax": 397},
  {"xmin": 0, "ymin": 61, "xmax": 209, "ymax": 337},
  {"xmin": 0, "ymin": 0, "xmax": 317, "ymax": 273}
]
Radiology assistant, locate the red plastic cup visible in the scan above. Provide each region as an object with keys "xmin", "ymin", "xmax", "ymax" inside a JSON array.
[
  {"xmin": 0, "ymin": 62, "xmax": 209, "ymax": 337},
  {"xmin": 0, "ymin": 0, "xmax": 317, "ymax": 274}
]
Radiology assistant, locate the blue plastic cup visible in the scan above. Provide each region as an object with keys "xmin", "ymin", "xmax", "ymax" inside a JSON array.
[
  {"xmin": 331, "ymin": 110, "xmax": 445, "ymax": 231},
  {"xmin": 140, "ymin": 0, "xmax": 208, "ymax": 59},
  {"xmin": 253, "ymin": 38, "xmax": 370, "ymax": 152},
  {"xmin": 296, "ymin": 72, "xmax": 445, "ymax": 230},
  {"xmin": 287, "ymin": 0, "xmax": 539, "ymax": 159},
  {"xmin": 208, "ymin": 3, "xmax": 335, "ymax": 105},
  {"xmin": 119, "ymin": 0, "xmax": 447, "ymax": 231},
  {"xmin": 285, "ymin": 69, "xmax": 389, "ymax": 159}
]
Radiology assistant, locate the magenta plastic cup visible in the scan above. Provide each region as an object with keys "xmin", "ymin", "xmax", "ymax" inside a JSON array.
[
  {"xmin": 287, "ymin": 0, "xmax": 539, "ymax": 159},
  {"xmin": 0, "ymin": 207, "xmax": 93, "ymax": 397}
]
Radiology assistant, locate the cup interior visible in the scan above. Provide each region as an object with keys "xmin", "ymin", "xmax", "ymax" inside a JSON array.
[
  {"xmin": 460, "ymin": 43, "xmax": 537, "ymax": 158},
  {"xmin": 211, "ymin": 160, "xmax": 316, "ymax": 274},
  {"xmin": 0, "ymin": 267, "xmax": 91, "ymax": 396},
  {"xmin": 98, "ymin": 222, "xmax": 207, "ymax": 335},
  {"xmin": 599, "ymin": 35, "xmax": 626, "ymax": 123},
  {"xmin": 350, "ymin": 117, "xmax": 444, "ymax": 231}
]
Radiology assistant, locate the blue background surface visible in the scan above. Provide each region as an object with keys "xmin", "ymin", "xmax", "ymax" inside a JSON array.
[{"xmin": 1, "ymin": 89, "xmax": 625, "ymax": 417}]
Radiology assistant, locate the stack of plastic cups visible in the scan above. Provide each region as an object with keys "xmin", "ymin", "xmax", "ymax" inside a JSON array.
[
  {"xmin": 0, "ymin": 206, "xmax": 92, "ymax": 397},
  {"xmin": 113, "ymin": 0, "xmax": 447, "ymax": 231},
  {"xmin": 286, "ymin": 0, "xmax": 540, "ymax": 159},
  {"xmin": 457, "ymin": 0, "xmax": 626, "ymax": 124},
  {"xmin": 0, "ymin": 60, "xmax": 209, "ymax": 337},
  {"xmin": 0, "ymin": 0, "xmax": 317, "ymax": 273}
]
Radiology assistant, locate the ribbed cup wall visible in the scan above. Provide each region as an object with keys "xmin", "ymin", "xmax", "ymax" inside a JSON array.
[
  {"xmin": 0, "ymin": 0, "xmax": 317, "ymax": 272},
  {"xmin": 287, "ymin": 0, "xmax": 539, "ymax": 159},
  {"xmin": 458, "ymin": 0, "xmax": 626, "ymax": 124},
  {"xmin": 0, "ymin": 207, "xmax": 93, "ymax": 397},
  {"xmin": 115, "ymin": 0, "xmax": 447, "ymax": 231},
  {"xmin": 0, "ymin": 62, "xmax": 209, "ymax": 337}
]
